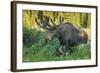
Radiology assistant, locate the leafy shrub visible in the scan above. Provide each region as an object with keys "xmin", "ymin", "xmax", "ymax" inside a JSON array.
[{"xmin": 23, "ymin": 30, "xmax": 91, "ymax": 62}]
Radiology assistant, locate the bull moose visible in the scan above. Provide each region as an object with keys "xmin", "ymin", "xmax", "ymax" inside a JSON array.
[{"xmin": 35, "ymin": 15, "xmax": 88, "ymax": 56}]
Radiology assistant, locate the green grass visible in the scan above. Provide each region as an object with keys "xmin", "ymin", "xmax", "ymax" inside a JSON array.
[{"xmin": 23, "ymin": 30, "xmax": 91, "ymax": 62}]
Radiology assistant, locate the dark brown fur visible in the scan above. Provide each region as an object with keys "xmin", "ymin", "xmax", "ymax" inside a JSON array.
[{"xmin": 45, "ymin": 23, "xmax": 88, "ymax": 55}]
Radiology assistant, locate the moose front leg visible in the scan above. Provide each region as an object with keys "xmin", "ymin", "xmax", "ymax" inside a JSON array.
[
  {"xmin": 59, "ymin": 46, "xmax": 63, "ymax": 55},
  {"xmin": 59, "ymin": 41, "xmax": 71, "ymax": 56},
  {"xmin": 59, "ymin": 45, "xmax": 69, "ymax": 57},
  {"xmin": 58, "ymin": 45, "xmax": 64, "ymax": 57}
]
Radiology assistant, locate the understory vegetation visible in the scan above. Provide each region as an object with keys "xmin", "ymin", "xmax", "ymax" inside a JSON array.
[{"xmin": 23, "ymin": 27, "xmax": 91, "ymax": 62}]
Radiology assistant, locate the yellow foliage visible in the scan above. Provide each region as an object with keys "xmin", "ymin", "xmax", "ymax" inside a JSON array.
[{"xmin": 22, "ymin": 10, "xmax": 91, "ymax": 33}]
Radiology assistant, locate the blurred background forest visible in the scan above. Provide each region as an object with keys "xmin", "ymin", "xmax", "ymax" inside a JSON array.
[{"xmin": 23, "ymin": 10, "xmax": 91, "ymax": 62}]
